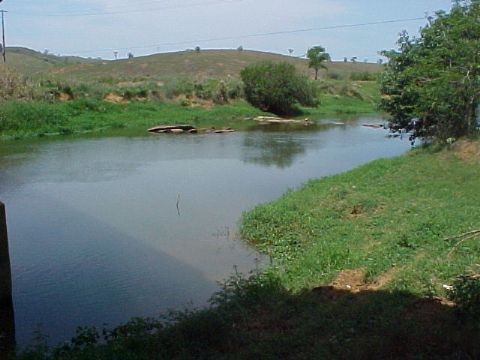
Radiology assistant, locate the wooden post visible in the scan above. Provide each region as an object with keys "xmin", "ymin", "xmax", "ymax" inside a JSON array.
[{"xmin": 0, "ymin": 201, "xmax": 15, "ymax": 355}]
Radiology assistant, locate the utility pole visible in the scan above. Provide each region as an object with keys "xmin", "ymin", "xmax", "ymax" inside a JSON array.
[
  {"xmin": 0, "ymin": 0, "xmax": 6, "ymax": 63},
  {"xmin": 0, "ymin": 9, "xmax": 6, "ymax": 63}
]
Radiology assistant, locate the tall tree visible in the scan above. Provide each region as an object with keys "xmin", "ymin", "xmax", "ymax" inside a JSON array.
[
  {"xmin": 380, "ymin": 0, "xmax": 480, "ymax": 140},
  {"xmin": 307, "ymin": 46, "xmax": 330, "ymax": 80}
]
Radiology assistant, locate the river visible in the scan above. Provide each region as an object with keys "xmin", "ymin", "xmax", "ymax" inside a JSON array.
[{"xmin": 0, "ymin": 117, "xmax": 410, "ymax": 346}]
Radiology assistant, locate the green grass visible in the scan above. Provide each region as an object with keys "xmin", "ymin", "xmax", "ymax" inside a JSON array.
[
  {"xmin": 241, "ymin": 145, "xmax": 480, "ymax": 294},
  {"xmin": 13, "ymin": 143, "xmax": 480, "ymax": 360},
  {"xmin": 0, "ymin": 99, "xmax": 270, "ymax": 140}
]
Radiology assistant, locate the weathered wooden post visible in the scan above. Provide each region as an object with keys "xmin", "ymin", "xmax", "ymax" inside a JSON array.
[{"xmin": 0, "ymin": 201, "xmax": 15, "ymax": 355}]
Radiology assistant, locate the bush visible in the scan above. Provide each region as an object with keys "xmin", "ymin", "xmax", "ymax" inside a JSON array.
[
  {"xmin": 213, "ymin": 81, "xmax": 228, "ymax": 105},
  {"xmin": 240, "ymin": 61, "xmax": 318, "ymax": 115},
  {"xmin": 326, "ymin": 72, "xmax": 342, "ymax": 80},
  {"xmin": 0, "ymin": 66, "xmax": 31, "ymax": 100},
  {"xmin": 448, "ymin": 274, "xmax": 480, "ymax": 320},
  {"xmin": 350, "ymin": 71, "xmax": 377, "ymax": 81}
]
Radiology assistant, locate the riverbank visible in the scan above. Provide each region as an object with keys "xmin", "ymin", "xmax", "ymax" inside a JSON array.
[
  {"xmin": 0, "ymin": 82, "xmax": 379, "ymax": 141},
  {"xmin": 14, "ymin": 141, "xmax": 480, "ymax": 359}
]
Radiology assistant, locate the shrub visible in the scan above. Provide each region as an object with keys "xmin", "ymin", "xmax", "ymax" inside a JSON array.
[
  {"xmin": 226, "ymin": 80, "xmax": 244, "ymax": 99},
  {"xmin": 240, "ymin": 61, "xmax": 318, "ymax": 115},
  {"xmin": 213, "ymin": 81, "xmax": 229, "ymax": 105},
  {"xmin": 448, "ymin": 274, "xmax": 480, "ymax": 320},
  {"xmin": 326, "ymin": 72, "xmax": 342, "ymax": 80},
  {"xmin": 164, "ymin": 79, "xmax": 195, "ymax": 99},
  {"xmin": 0, "ymin": 66, "xmax": 31, "ymax": 100},
  {"xmin": 350, "ymin": 71, "xmax": 377, "ymax": 81}
]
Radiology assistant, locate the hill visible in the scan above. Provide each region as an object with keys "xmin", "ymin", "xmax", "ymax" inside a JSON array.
[
  {"xmin": 5, "ymin": 47, "xmax": 381, "ymax": 81},
  {"xmin": 48, "ymin": 50, "xmax": 382, "ymax": 81},
  {"xmin": 4, "ymin": 47, "xmax": 99, "ymax": 75}
]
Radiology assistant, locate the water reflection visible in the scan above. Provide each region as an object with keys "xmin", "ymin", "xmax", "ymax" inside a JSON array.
[
  {"xmin": 242, "ymin": 133, "xmax": 306, "ymax": 168},
  {"xmin": 0, "ymin": 201, "xmax": 15, "ymax": 354}
]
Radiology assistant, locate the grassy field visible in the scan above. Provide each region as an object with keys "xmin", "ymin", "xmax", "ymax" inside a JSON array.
[{"xmin": 14, "ymin": 141, "xmax": 480, "ymax": 359}]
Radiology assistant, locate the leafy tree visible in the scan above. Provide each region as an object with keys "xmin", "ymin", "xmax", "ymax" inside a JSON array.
[
  {"xmin": 307, "ymin": 46, "xmax": 330, "ymax": 80},
  {"xmin": 380, "ymin": 0, "xmax": 480, "ymax": 140},
  {"xmin": 240, "ymin": 61, "xmax": 318, "ymax": 115}
]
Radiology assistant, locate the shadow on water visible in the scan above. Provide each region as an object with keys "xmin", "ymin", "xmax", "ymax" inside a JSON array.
[{"xmin": 0, "ymin": 202, "xmax": 16, "ymax": 356}]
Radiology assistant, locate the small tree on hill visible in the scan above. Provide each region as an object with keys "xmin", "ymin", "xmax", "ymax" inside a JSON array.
[
  {"xmin": 240, "ymin": 61, "xmax": 318, "ymax": 115},
  {"xmin": 307, "ymin": 46, "xmax": 330, "ymax": 80},
  {"xmin": 380, "ymin": 0, "xmax": 480, "ymax": 140}
]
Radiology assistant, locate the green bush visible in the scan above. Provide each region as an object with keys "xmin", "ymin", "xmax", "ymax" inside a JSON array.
[
  {"xmin": 350, "ymin": 71, "xmax": 377, "ymax": 81},
  {"xmin": 240, "ymin": 61, "xmax": 318, "ymax": 115},
  {"xmin": 448, "ymin": 274, "xmax": 480, "ymax": 320},
  {"xmin": 164, "ymin": 79, "xmax": 195, "ymax": 99}
]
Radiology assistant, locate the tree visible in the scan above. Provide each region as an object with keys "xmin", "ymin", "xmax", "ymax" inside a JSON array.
[
  {"xmin": 288, "ymin": 49, "xmax": 294, "ymax": 56},
  {"xmin": 380, "ymin": 0, "xmax": 480, "ymax": 140},
  {"xmin": 240, "ymin": 61, "xmax": 318, "ymax": 115},
  {"xmin": 128, "ymin": 52, "xmax": 134, "ymax": 59},
  {"xmin": 195, "ymin": 46, "xmax": 201, "ymax": 52},
  {"xmin": 307, "ymin": 46, "xmax": 330, "ymax": 80}
]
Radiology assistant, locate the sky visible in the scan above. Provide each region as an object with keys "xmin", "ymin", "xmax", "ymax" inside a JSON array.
[{"xmin": 1, "ymin": 0, "xmax": 453, "ymax": 61}]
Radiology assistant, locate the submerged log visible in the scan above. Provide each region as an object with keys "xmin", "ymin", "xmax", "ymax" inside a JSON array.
[
  {"xmin": 213, "ymin": 128, "xmax": 235, "ymax": 134},
  {"xmin": 147, "ymin": 125, "xmax": 195, "ymax": 133},
  {"xmin": 362, "ymin": 124, "xmax": 384, "ymax": 129},
  {"xmin": 254, "ymin": 116, "xmax": 313, "ymax": 125}
]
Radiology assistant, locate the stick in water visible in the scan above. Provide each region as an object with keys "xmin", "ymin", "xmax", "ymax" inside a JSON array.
[{"xmin": 176, "ymin": 194, "xmax": 181, "ymax": 216}]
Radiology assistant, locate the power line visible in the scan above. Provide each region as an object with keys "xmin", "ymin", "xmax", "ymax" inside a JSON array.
[
  {"xmin": 70, "ymin": 16, "xmax": 426, "ymax": 55},
  {"xmin": 14, "ymin": 0, "xmax": 242, "ymax": 17}
]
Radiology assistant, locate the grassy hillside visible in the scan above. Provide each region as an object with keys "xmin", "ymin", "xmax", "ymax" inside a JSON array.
[
  {"xmin": 5, "ymin": 47, "xmax": 98, "ymax": 76},
  {"xmin": 45, "ymin": 49, "xmax": 382, "ymax": 82}
]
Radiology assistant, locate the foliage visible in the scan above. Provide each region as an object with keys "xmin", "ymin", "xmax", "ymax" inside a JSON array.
[
  {"xmin": 448, "ymin": 273, "xmax": 480, "ymax": 320},
  {"xmin": 240, "ymin": 61, "xmax": 318, "ymax": 115},
  {"xmin": 307, "ymin": 46, "xmax": 330, "ymax": 80},
  {"xmin": 0, "ymin": 66, "xmax": 31, "ymax": 100},
  {"xmin": 350, "ymin": 71, "xmax": 377, "ymax": 81},
  {"xmin": 380, "ymin": 0, "xmax": 480, "ymax": 140}
]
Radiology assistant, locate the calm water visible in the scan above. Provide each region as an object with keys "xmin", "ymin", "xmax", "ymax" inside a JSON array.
[{"xmin": 0, "ymin": 118, "xmax": 410, "ymax": 345}]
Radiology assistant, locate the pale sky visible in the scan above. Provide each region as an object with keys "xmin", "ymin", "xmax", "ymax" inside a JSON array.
[{"xmin": 2, "ymin": 0, "xmax": 453, "ymax": 60}]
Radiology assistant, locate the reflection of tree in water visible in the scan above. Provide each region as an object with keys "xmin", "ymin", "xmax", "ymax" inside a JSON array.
[{"xmin": 242, "ymin": 134, "xmax": 306, "ymax": 169}]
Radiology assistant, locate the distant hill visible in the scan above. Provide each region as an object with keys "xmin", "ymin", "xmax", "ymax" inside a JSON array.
[
  {"xmin": 5, "ymin": 47, "xmax": 382, "ymax": 81},
  {"xmin": 5, "ymin": 47, "xmax": 99, "ymax": 75}
]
